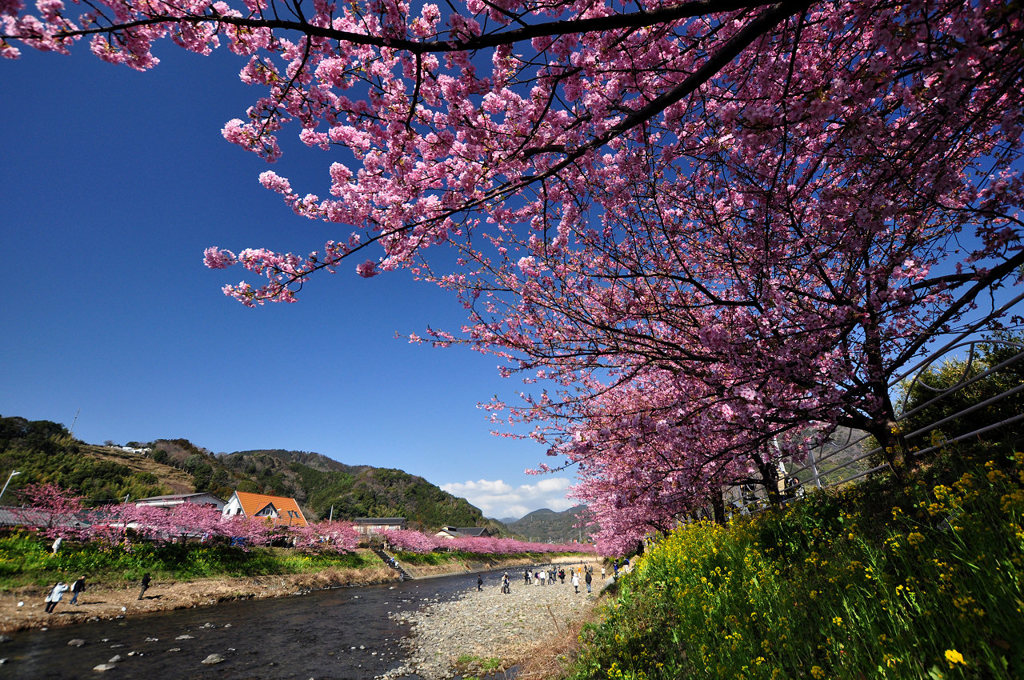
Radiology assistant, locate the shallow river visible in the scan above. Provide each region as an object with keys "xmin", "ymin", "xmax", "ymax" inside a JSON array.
[{"xmin": 1, "ymin": 573, "xmax": 482, "ymax": 679}]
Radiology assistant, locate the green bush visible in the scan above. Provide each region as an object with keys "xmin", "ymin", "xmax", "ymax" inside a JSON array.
[{"xmin": 0, "ymin": 532, "xmax": 378, "ymax": 588}]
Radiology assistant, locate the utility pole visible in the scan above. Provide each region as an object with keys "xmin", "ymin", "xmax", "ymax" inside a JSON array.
[
  {"xmin": 329, "ymin": 505, "xmax": 334, "ymax": 521},
  {"xmin": 0, "ymin": 470, "xmax": 21, "ymax": 502}
]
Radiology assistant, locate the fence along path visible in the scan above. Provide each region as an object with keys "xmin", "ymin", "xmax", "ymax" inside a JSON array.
[{"xmin": 736, "ymin": 290, "xmax": 1024, "ymax": 511}]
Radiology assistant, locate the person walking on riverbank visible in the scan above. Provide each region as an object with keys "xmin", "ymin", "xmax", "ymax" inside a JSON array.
[
  {"xmin": 585, "ymin": 570, "xmax": 592, "ymax": 593},
  {"xmin": 138, "ymin": 573, "xmax": 151, "ymax": 600},
  {"xmin": 477, "ymin": 575, "xmax": 483, "ymax": 591},
  {"xmin": 571, "ymin": 572, "xmax": 580, "ymax": 594},
  {"xmin": 70, "ymin": 576, "xmax": 86, "ymax": 605},
  {"xmin": 44, "ymin": 581, "xmax": 68, "ymax": 613},
  {"xmin": 524, "ymin": 569, "xmax": 530, "ymax": 586}
]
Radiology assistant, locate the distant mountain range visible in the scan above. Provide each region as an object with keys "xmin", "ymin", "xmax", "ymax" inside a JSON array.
[{"xmin": 503, "ymin": 505, "xmax": 594, "ymax": 544}]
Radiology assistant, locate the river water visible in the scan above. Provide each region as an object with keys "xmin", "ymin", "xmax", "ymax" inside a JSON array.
[{"xmin": 1, "ymin": 573, "xmax": 483, "ymax": 679}]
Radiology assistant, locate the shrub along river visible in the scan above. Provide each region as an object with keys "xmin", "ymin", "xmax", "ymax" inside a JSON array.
[{"xmin": 1, "ymin": 572, "xmax": 480, "ymax": 679}]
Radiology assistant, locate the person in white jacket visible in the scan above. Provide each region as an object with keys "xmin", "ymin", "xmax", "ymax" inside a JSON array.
[
  {"xmin": 44, "ymin": 581, "xmax": 68, "ymax": 613},
  {"xmin": 571, "ymin": 572, "xmax": 580, "ymax": 594}
]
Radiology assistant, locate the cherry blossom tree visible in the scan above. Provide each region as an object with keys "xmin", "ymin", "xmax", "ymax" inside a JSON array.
[
  {"xmin": 381, "ymin": 528, "xmax": 594, "ymax": 554},
  {"xmin": 17, "ymin": 482, "xmax": 90, "ymax": 540},
  {"xmin": 291, "ymin": 519, "xmax": 361, "ymax": 552},
  {"xmin": 224, "ymin": 513, "xmax": 280, "ymax": 547},
  {"xmin": 381, "ymin": 528, "xmax": 442, "ymax": 553},
  {"xmin": 4, "ymin": 0, "xmax": 1023, "ymax": 552}
]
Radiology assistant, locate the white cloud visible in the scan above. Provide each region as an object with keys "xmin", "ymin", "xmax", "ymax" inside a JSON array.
[{"xmin": 441, "ymin": 477, "xmax": 575, "ymax": 520}]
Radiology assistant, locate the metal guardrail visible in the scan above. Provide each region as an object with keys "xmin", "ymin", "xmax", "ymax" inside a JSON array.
[
  {"xmin": 789, "ymin": 344, "xmax": 1024, "ymax": 494},
  {"xmin": 729, "ymin": 294, "xmax": 1024, "ymax": 514}
]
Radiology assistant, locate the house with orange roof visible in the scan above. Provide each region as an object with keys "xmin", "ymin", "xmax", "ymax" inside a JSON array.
[{"xmin": 222, "ymin": 491, "xmax": 309, "ymax": 527}]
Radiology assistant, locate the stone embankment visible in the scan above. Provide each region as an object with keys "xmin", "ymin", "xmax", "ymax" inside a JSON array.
[{"xmin": 383, "ymin": 560, "xmax": 606, "ymax": 679}]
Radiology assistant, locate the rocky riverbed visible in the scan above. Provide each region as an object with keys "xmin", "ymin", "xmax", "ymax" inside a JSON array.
[{"xmin": 386, "ymin": 561, "xmax": 606, "ymax": 679}]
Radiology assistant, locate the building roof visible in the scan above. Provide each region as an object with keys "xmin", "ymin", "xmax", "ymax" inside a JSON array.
[
  {"xmin": 137, "ymin": 493, "xmax": 225, "ymax": 503},
  {"xmin": 232, "ymin": 491, "xmax": 308, "ymax": 527},
  {"xmin": 353, "ymin": 517, "xmax": 406, "ymax": 524},
  {"xmin": 454, "ymin": 527, "xmax": 490, "ymax": 537},
  {"xmin": 0, "ymin": 506, "xmax": 96, "ymax": 528},
  {"xmin": 435, "ymin": 526, "xmax": 490, "ymax": 538}
]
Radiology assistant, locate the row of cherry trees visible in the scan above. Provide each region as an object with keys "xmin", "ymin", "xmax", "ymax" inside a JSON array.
[
  {"xmin": 381, "ymin": 528, "xmax": 596, "ymax": 554},
  {"xmin": 4, "ymin": 0, "xmax": 1023, "ymax": 554},
  {"xmin": 13, "ymin": 483, "xmax": 595, "ymax": 555},
  {"xmin": 15, "ymin": 483, "xmax": 361, "ymax": 553}
]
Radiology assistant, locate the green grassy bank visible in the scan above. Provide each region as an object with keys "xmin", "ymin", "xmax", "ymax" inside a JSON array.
[
  {"xmin": 568, "ymin": 446, "xmax": 1024, "ymax": 680},
  {"xmin": 0, "ymin": 536, "xmax": 382, "ymax": 589},
  {"xmin": 0, "ymin": 535, "xmax": 595, "ymax": 591}
]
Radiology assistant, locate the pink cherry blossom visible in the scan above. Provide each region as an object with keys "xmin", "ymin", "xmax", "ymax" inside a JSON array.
[{"xmin": 4, "ymin": 0, "xmax": 1023, "ymax": 553}]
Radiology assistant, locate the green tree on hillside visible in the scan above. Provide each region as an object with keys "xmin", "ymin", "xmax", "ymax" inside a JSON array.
[
  {"xmin": 0, "ymin": 416, "xmax": 166, "ymax": 503},
  {"xmin": 896, "ymin": 334, "xmax": 1024, "ymax": 455}
]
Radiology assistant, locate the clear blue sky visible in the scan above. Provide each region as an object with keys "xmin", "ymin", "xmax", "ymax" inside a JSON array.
[{"xmin": 0, "ymin": 46, "xmax": 574, "ymax": 520}]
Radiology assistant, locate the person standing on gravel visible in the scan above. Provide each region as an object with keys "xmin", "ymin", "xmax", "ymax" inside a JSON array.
[
  {"xmin": 138, "ymin": 573, "xmax": 151, "ymax": 600},
  {"xmin": 44, "ymin": 581, "xmax": 68, "ymax": 613},
  {"xmin": 585, "ymin": 570, "xmax": 593, "ymax": 593},
  {"xmin": 70, "ymin": 576, "xmax": 86, "ymax": 605},
  {"xmin": 571, "ymin": 572, "xmax": 580, "ymax": 594}
]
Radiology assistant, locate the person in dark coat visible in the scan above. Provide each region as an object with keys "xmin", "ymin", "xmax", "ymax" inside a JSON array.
[
  {"xmin": 138, "ymin": 573, "xmax": 151, "ymax": 600},
  {"xmin": 70, "ymin": 576, "xmax": 86, "ymax": 605}
]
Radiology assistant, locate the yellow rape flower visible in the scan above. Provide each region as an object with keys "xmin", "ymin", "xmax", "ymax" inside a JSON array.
[
  {"xmin": 810, "ymin": 665, "xmax": 826, "ymax": 679},
  {"xmin": 944, "ymin": 649, "xmax": 965, "ymax": 667}
]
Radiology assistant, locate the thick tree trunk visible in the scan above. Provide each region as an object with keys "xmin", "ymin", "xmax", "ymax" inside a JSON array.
[
  {"xmin": 711, "ymin": 490, "xmax": 727, "ymax": 525},
  {"xmin": 756, "ymin": 455, "xmax": 783, "ymax": 507},
  {"xmin": 863, "ymin": 307, "xmax": 908, "ymax": 484}
]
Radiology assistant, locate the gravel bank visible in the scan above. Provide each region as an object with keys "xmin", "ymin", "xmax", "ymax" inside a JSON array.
[{"xmin": 385, "ymin": 561, "xmax": 605, "ymax": 679}]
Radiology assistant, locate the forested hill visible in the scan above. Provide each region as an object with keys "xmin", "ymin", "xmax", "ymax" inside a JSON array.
[
  {"xmin": 0, "ymin": 415, "xmax": 501, "ymax": 532},
  {"xmin": 218, "ymin": 449, "xmax": 502, "ymax": 531}
]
